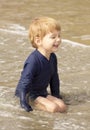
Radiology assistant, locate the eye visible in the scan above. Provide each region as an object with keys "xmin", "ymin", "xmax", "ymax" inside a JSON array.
[
  {"xmin": 50, "ymin": 35, "xmax": 56, "ymax": 39},
  {"xmin": 51, "ymin": 35, "xmax": 61, "ymax": 39}
]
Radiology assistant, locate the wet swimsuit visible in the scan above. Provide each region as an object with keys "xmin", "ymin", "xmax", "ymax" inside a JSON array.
[{"xmin": 15, "ymin": 49, "xmax": 61, "ymax": 100}]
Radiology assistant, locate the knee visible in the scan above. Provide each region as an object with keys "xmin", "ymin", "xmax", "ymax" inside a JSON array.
[
  {"xmin": 59, "ymin": 103, "xmax": 67, "ymax": 113},
  {"xmin": 47, "ymin": 103, "xmax": 59, "ymax": 113}
]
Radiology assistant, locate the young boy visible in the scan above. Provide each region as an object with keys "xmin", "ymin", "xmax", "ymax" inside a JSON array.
[{"xmin": 15, "ymin": 17, "xmax": 67, "ymax": 113}]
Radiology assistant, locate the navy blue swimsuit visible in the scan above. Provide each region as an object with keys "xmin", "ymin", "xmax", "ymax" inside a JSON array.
[{"xmin": 15, "ymin": 49, "xmax": 61, "ymax": 100}]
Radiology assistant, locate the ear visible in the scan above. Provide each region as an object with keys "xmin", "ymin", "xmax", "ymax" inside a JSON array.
[{"xmin": 34, "ymin": 36, "xmax": 41, "ymax": 46}]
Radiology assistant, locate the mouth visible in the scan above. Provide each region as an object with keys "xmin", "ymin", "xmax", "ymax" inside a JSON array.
[{"xmin": 53, "ymin": 44, "xmax": 59, "ymax": 48}]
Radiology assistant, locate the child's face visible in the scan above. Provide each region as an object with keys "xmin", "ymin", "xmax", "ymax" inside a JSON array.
[{"xmin": 38, "ymin": 30, "xmax": 61, "ymax": 53}]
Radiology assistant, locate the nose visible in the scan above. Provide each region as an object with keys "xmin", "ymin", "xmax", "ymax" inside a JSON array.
[{"xmin": 56, "ymin": 36, "xmax": 61, "ymax": 43}]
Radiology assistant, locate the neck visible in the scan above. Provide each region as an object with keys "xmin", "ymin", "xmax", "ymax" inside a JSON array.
[{"xmin": 37, "ymin": 48, "xmax": 51, "ymax": 60}]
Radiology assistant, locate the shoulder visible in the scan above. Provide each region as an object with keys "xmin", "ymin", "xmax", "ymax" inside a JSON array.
[
  {"xmin": 51, "ymin": 53, "xmax": 57, "ymax": 58},
  {"xmin": 23, "ymin": 50, "xmax": 40, "ymax": 73},
  {"xmin": 25, "ymin": 50, "xmax": 38, "ymax": 64},
  {"xmin": 50, "ymin": 53, "xmax": 57, "ymax": 63}
]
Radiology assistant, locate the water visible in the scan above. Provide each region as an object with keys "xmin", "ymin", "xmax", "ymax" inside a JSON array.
[{"xmin": 0, "ymin": 0, "xmax": 90, "ymax": 130}]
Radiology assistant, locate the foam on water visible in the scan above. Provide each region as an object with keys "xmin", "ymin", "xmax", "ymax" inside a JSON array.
[
  {"xmin": 0, "ymin": 24, "xmax": 90, "ymax": 48},
  {"xmin": 73, "ymin": 35, "xmax": 90, "ymax": 40},
  {"xmin": 62, "ymin": 39, "xmax": 90, "ymax": 48},
  {"xmin": 0, "ymin": 24, "xmax": 28, "ymax": 36},
  {"xmin": 53, "ymin": 118, "xmax": 87, "ymax": 130}
]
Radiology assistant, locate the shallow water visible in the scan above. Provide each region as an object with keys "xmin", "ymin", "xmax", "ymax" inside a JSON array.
[{"xmin": 0, "ymin": 0, "xmax": 90, "ymax": 130}]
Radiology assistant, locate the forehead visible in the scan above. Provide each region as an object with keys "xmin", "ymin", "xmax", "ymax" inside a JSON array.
[{"xmin": 46, "ymin": 30, "xmax": 61, "ymax": 36}]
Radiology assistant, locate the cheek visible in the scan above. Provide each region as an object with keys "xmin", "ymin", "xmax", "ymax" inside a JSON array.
[
  {"xmin": 42, "ymin": 36, "xmax": 54, "ymax": 49},
  {"xmin": 45, "ymin": 40, "xmax": 53, "ymax": 47},
  {"xmin": 42, "ymin": 39, "xmax": 51, "ymax": 47}
]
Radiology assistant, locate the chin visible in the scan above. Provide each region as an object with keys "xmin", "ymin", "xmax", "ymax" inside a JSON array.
[
  {"xmin": 53, "ymin": 48, "xmax": 59, "ymax": 52},
  {"xmin": 52, "ymin": 50, "xmax": 58, "ymax": 53}
]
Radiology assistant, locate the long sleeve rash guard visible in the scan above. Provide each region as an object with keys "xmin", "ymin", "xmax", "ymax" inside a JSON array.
[{"xmin": 15, "ymin": 49, "xmax": 61, "ymax": 99}]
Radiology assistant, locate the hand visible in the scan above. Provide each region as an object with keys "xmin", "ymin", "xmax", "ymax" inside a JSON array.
[
  {"xmin": 20, "ymin": 101, "xmax": 33, "ymax": 112},
  {"xmin": 20, "ymin": 91, "xmax": 33, "ymax": 112}
]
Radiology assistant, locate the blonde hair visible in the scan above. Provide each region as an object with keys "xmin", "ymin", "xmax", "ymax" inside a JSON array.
[{"xmin": 29, "ymin": 16, "xmax": 61, "ymax": 48}]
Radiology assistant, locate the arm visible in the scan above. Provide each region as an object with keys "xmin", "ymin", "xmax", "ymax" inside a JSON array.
[
  {"xmin": 20, "ymin": 90, "xmax": 33, "ymax": 112},
  {"xmin": 50, "ymin": 71, "xmax": 61, "ymax": 98},
  {"xmin": 50, "ymin": 54, "xmax": 62, "ymax": 99},
  {"xmin": 16, "ymin": 55, "xmax": 37, "ymax": 112}
]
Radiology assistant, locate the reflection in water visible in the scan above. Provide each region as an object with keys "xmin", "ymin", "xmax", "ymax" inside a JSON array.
[{"xmin": 0, "ymin": 0, "xmax": 90, "ymax": 130}]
